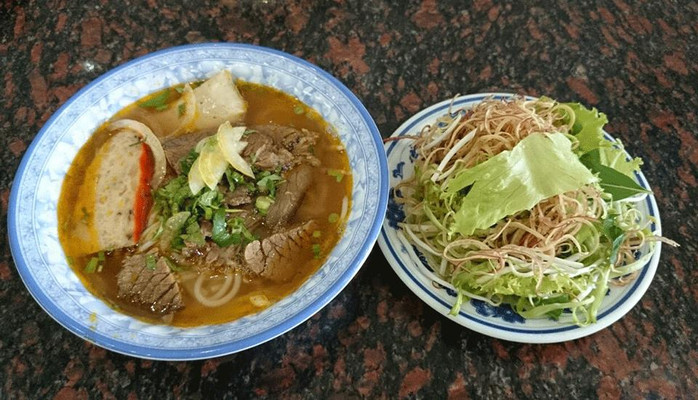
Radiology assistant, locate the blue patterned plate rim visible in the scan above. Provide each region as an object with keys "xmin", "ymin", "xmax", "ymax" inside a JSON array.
[
  {"xmin": 378, "ymin": 93, "xmax": 662, "ymax": 343},
  {"xmin": 8, "ymin": 43, "xmax": 389, "ymax": 359}
]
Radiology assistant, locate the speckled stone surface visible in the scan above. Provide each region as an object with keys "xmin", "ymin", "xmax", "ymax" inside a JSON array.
[{"xmin": 1, "ymin": 1, "xmax": 696, "ymax": 399}]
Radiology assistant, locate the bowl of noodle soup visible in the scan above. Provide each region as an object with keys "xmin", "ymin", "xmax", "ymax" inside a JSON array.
[{"xmin": 9, "ymin": 43, "xmax": 388, "ymax": 359}]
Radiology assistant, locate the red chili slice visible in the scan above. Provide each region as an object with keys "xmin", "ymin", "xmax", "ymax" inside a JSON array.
[{"xmin": 133, "ymin": 143, "xmax": 154, "ymax": 243}]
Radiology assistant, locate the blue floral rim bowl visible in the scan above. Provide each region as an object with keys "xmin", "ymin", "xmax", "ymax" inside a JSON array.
[
  {"xmin": 378, "ymin": 94, "xmax": 663, "ymax": 343},
  {"xmin": 8, "ymin": 43, "xmax": 388, "ymax": 360}
]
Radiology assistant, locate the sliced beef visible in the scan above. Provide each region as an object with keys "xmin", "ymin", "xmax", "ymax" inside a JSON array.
[
  {"xmin": 266, "ymin": 164, "xmax": 314, "ymax": 226},
  {"xmin": 244, "ymin": 220, "xmax": 318, "ymax": 282},
  {"xmin": 243, "ymin": 125, "xmax": 319, "ymax": 171},
  {"xmin": 243, "ymin": 131, "xmax": 295, "ymax": 170},
  {"xmin": 117, "ymin": 254, "xmax": 184, "ymax": 313},
  {"xmin": 258, "ymin": 125, "xmax": 319, "ymax": 161},
  {"xmin": 225, "ymin": 186, "xmax": 252, "ymax": 207},
  {"xmin": 161, "ymin": 131, "xmax": 209, "ymax": 174}
]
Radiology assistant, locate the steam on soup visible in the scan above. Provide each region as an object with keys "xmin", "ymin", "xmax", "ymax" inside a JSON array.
[{"xmin": 58, "ymin": 71, "xmax": 352, "ymax": 326}]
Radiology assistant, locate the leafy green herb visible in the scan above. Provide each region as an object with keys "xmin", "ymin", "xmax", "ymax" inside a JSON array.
[
  {"xmin": 212, "ymin": 208, "xmax": 238, "ymax": 247},
  {"xmin": 178, "ymin": 103, "xmax": 186, "ymax": 117},
  {"xmin": 160, "ymin": 211, "xmax": 191, "ymax": 250},
  {"xmin": 312, "ymin": 230, "xmax": 321, "ymax": 238},
  {"xmin": 174, "ymin": 86, "xmax": 185, "ymax": 94},
  {"xmin": 229, "ymin": 217, "xmax": 256, "ymax": 243},
  {"xmin": 196, "ymin": 189, "xmax": 223, "ymax": 219},
  {"xmin": 243, "ymin": 129, "xmax": 256, "ymax": 136},
  {"xmin": 66, "ymin": 256, "xmax": 74, "ymax": 266},
  {"xmin": 600, "ymin": 213, "xmax": 626, "ymax": 266},
  {"xmin": 580, "ymin": 150, "xmax": 650, "ymax": 201},
  {"xmin": 97, "ymin": 251, "xmax": 105, "ymax": 262},
  {"xmin": 145, "ymin": 254, "xmax": 157, "ymax": 271},
  {"xmin": 293, "ymin": 105, "xmax": 305, "ymax": 114},
  {"xmin": 225, "ymin": 167, "xmax": 249, "ymax": 191},
  {"xmin": 84, "ymin": 257, "xmax": 99, "ymax": 273},
  {"xmin": 138, "ymin": 89, "xmax": 171, "ymax": 111},
  {"xmin": 164, "ymin": 258, "xmax": 184, "ymax": 272},
  {"xmin": 328, "ymin": 213, "xmax": 339, "ymax": 223},
  {"xmin": 154, "ymin": 176, "xmax": 195, "ymax": 218},
  {"xmin": 181, "ymin": 219, "xmax": 206, "ymax": 246},
  {"xmin": 257, "ymin": 173, "xmax": 282, "ymax": 196},
  {"xmin": 312, "ymin": 244, "xmax": 322, "ymax": 259},
  {"xmin": 179, "ymin": 150, "xmax": 198, "ymax": 175},
  {"xmin": 327, "ymin": 169, "xmax": 344, "ymax": 182}
]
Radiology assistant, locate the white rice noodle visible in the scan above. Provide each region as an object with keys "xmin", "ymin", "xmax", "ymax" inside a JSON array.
[
  {"xmin": 193, "ymin": 272, "xmax": 242, "ymax": 308},
  {"xmin": 431, "ymin": 128, "xmax": 477, "ymax": 182}
]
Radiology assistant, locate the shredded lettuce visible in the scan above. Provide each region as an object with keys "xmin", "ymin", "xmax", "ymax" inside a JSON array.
[{"xmin": 446, "ymin": 132, "xmax": 597, "ymax": 235}]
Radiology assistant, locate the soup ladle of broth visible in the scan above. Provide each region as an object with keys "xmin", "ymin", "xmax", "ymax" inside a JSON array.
[{"xmin": 58, "ymin": 71, "xmax": 352, "ymax": 326}]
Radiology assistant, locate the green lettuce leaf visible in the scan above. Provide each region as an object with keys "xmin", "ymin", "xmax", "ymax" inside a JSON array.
[
  {"xmin": 566, "ymin": 102, "xmax": 609, "ymax": 153},
  {"xmin": 445, "ymin": 132, "xmax": 597, "ymax": 236},
  {"xmin": 596, "ymin": 143, "xmax": 643, "ymax": 178}
]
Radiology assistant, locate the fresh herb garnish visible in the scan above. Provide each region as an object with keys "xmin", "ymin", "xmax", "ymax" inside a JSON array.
[
  {"xmin": 327, "ymin": 169, "xmax": 344, "ymax": 182},
  {"xmin": 580, "ymin": 150, "xmax": 650, "ymax": 201},
  {"xmin": 255, "ymin": 196, "xmax": 274, "ymax": 215},
  {"xmin": 256, "ymin": 172, "xmax": 283, "ymax": 197},
  {"xmin": 179, "ymin": 150, "xmax": 198, "ymax": 175},
  {"xmin": 293, "ymin": 105, "xmax": 305, "ymax": 114},
  {"xmin": 138, "ymin": 89, "xmax": 171, "ymax": 111},
  {"xmin": 312, "ymin": 244, "xmax": 321, "ymax": 259},
  {"xmin": 84, "ymin": 257, "xmax": 99, "ymax": 273},
  {"xmin": 178, "ymin": 103, "xmax": 186, "ymax": 117},
  {"xmin": 145, "ymin": 254, "xmax": 157, "ymax": 271},
  {"xmin": 328, "ymin": 213, "xmax": 339, "ymax": 223},
  {"xmin": 164, "ymin": 258, "xmax": 184, "ymax": 272},
  {"xmin": 312, "ymin": 230, "xmax": 321, "ymax": 238}
]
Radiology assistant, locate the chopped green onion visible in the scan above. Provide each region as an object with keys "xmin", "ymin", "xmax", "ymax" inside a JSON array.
[
  {"xmin": 328, "ymin": 213, "xmax": 339, "ymax": 223},
  {"xmin": 312, "ymin": 244, "xmax": 322, "ymax": 259},
  {"xmin": 313, "ymin": 230, "xmax": 321, "ymax": 238},
  {"xmin": 97, "ymin": 251, "xmax": 105, "ymax": 262},
  {"xmin": 293, "ymin": 104, "xmax": 305, "ymax": 114},
  {"xmin": 255, "ymin": 196, "xmax": 274, "ymax": 215},
  {"xmin": 84, "ymin": 257, "xmax": 99, "ymax": 273},
  {"xmin": 178, "ymin": 103, "xmax": 186, "ymax": 117},
  {"xmin": 327, "ymin": 169, "xmax": 345, "ymax": 182},
  {"xmin": 165, "ymin": 258, "xmax": 184, "ymax": 272},
  {"xmin": 145, "ymin": 254, "xmax": 157, "ymax": 271},
  {"xmin": 138, "ymin": 90, "xmax": 171, "ymax": 110}
]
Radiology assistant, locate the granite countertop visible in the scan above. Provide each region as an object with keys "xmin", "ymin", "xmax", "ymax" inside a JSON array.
[{"xmin": 1, "ymin": 1, "xmax": 696, "ymax": 398}]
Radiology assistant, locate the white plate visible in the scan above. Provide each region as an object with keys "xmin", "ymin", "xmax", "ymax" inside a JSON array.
[
  {"xmin": 9, "ymin": 43, "xmax": 388, "ymax": 360},
  {"xmin": 378, "ymin": 93, "xmax": 663, "ymax": 343}
]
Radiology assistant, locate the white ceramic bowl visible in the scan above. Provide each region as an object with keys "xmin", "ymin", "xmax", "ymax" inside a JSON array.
[
  {"xmin": 8, "ymin": 43, "xmax": 388, "ymax": 360},
  {"xmin": 378, "ymin": 94, "xmax": 663, "ymax": 343}
]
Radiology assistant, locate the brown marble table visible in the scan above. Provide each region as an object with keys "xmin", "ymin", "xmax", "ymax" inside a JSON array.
[{"xmin": 1, "ymin": 1, "xmax": 696, "ymax": 398}]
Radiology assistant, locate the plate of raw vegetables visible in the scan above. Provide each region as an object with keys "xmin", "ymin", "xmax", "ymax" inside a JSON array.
[{"xmin": 378, "ymin": 93, "xmax": 677, "ymax": 343}]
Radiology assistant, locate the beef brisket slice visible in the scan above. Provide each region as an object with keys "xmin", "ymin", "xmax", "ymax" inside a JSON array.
[
  {"xmin": 266, "ymin": 164, "xmax": 313, "ymax": 226},
  {"xmin": 244, "ymin": 220, "xmax": 318, "ymax": 282},
  {"xmin": 117, "ymin": 254, "xmax": 184, "ymax": 313}
]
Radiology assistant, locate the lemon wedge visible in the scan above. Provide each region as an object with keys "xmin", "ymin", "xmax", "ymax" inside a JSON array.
[
  {"xmin": 217, "ymin": 121, "xmax": 254, "ymax": 178},
  {"xmin": 197, "ymin": 137, "xmax": 229, "ymax": 190}
]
